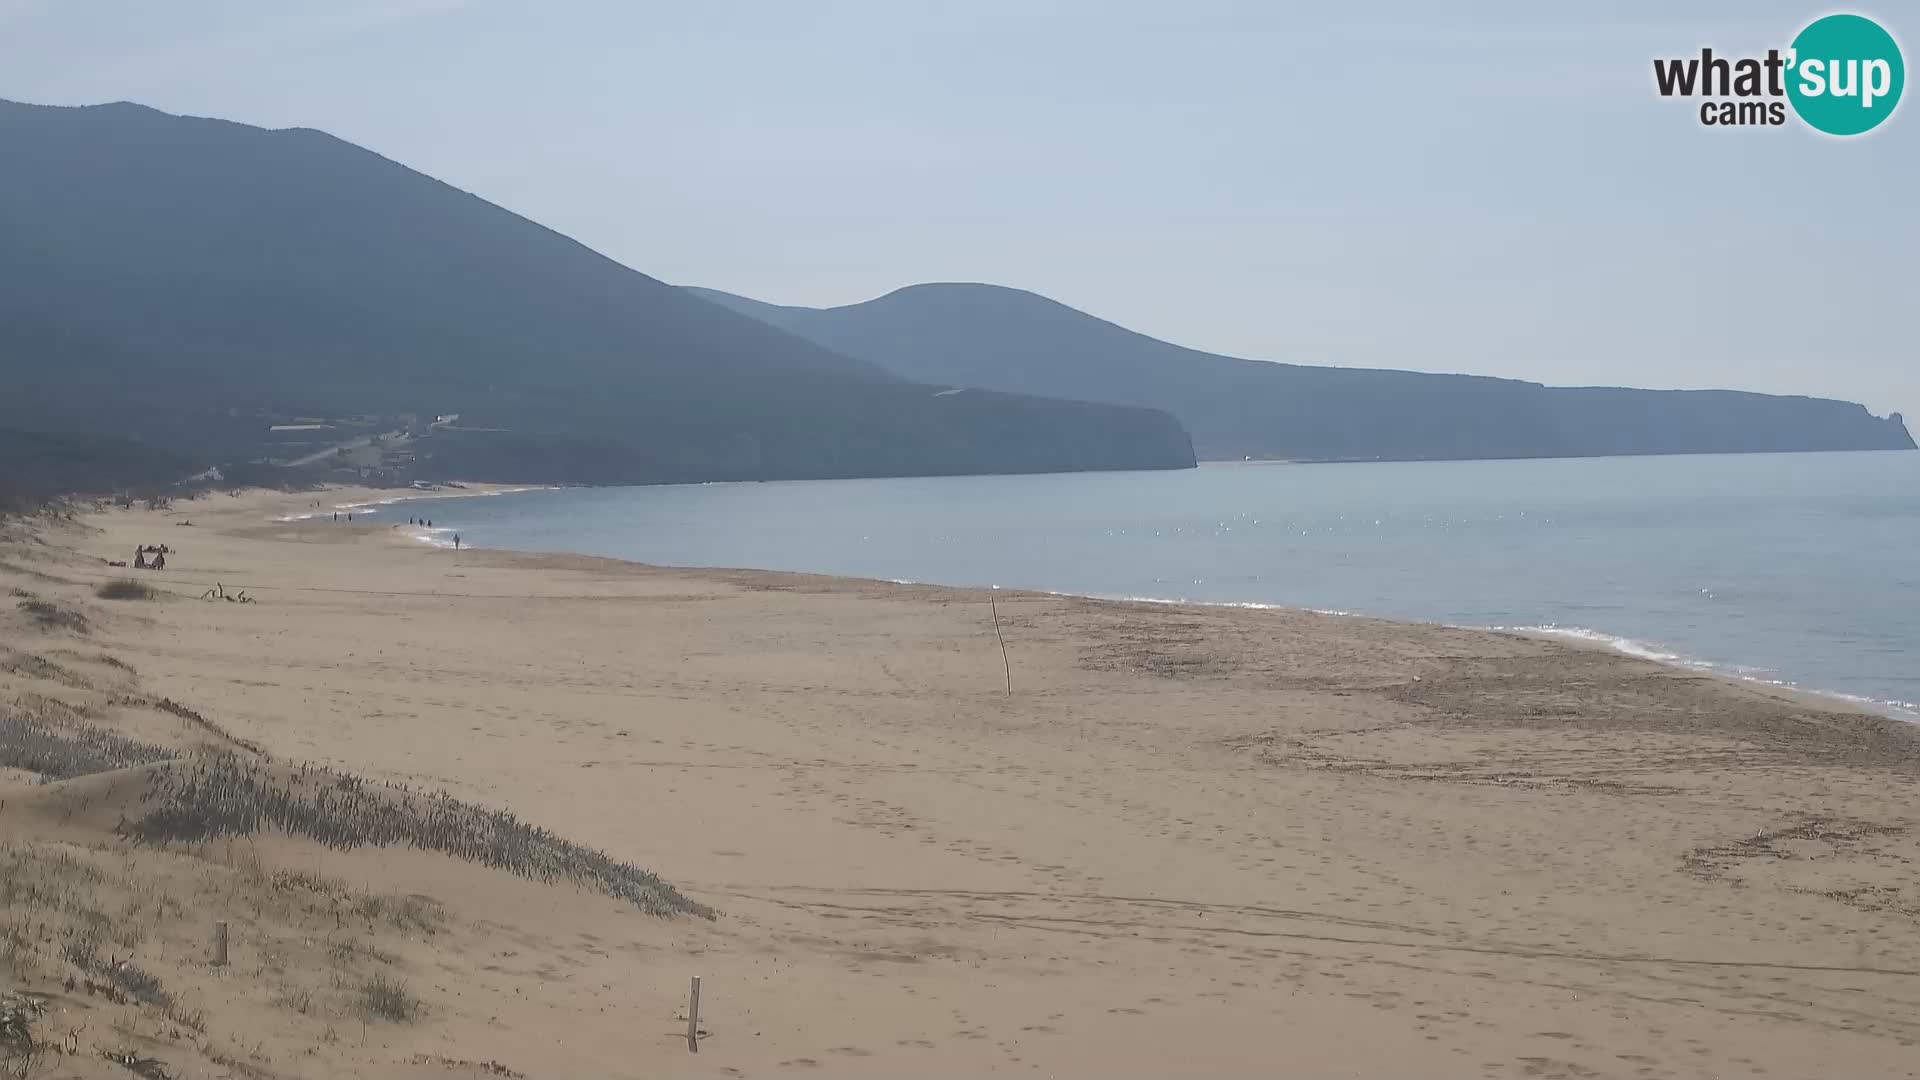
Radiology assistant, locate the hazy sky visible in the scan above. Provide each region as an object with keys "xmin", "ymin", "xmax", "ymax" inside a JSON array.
[{"xmin": 2, "ymin": 1, "xmax": 1914, "ymax": 415}]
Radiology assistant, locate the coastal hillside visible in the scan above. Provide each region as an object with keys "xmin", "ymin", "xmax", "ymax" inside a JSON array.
[
  {"xmin": 0, "ymin": 101, "xmax": 1195, "ymax": 487},
  {"xmin": 688, "ymin": 283, "xmax": 1916, "ymax": 462}
]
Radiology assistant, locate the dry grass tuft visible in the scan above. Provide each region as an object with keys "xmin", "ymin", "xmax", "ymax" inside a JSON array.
[
  {"xmin": 270, "ymin": 985, "xmax": 313, "ymax": 1015},
  {"xmin": 357, "ymin": 973, "xmax": 418, "ymax": 1023},
  {"xmin": 96, "ymin": 579, "xmax": 161, "ymax": 602},
  {"xmin": 163, "ymin": 999, "xmax": 206, "ymax": 1033},
  {"xmin": 0, "ymin": 924, "xmax": 31, "ymax": 979}
]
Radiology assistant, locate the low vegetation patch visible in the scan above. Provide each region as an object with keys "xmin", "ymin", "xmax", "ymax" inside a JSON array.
[
  {"xmin": 1, "ymin": 836, "xmax": 438, "ymax": 1070},
  {"xmin": 0, "ymin": 559, "xmax": 73, "ymax": 588},
  {"xmin": 14, "ymin": 598, "xmax": 90, "ymax": 634},
  {"xmin": 2, "ymin": 991, "xmax": 48, "ymax": 1079},
  {"xmin": 163, "ymin": 999, "xmax": 205, "ymax": 1033},
  {"xmin": 122, "ymin": 755, "xmax": 711, "ymax": 917},
  {"xmin": 352, "ymin": 892, "xmax": 446, "ymax": 935},
  {"xmin": 95, "ymin": 579, "xmax": 160, "ymax": 602},
  {"xmin": 97, "ymin": 1049, "xmax": 173, "ymax": 1080},
  {"xmin": 0, "ymin": 651, "xmax": 90, "ymax": 689},
  {"xmin": 99, "ymin": 694, "xmax": 267, "ymax": 758},
  {"xmin": 1, "ymin": 705, "xmax": 707, "ymax": 917},
  {"xmin": 0, "ymin": 843, "xmax": 190, "ymax": 1020},
  {"xmin": 60, "ymin": 930, "xmax": 101, "ymax": 973},
  {"xmin": 270, "ymin": 984, "xmax": 313, "ymax": 1016},
  {"xmin": 0, "ymin": 706, "xmax": 177, "ymax": 781},
  {"xmin": 100, "ymin": 958, "xmax": 171, "ymax": 1010},
  {"xmin": 0, "ymin": 924, "xmax": 30, "ymax": 977}
]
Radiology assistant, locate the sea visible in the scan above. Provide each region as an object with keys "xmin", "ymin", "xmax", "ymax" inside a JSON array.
[{"xmin": 370, "ymin": 450, "xmax": 1919, "ymax": 720}]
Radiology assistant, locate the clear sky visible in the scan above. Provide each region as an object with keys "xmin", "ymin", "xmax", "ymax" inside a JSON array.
[{"xmin": 2, "ymin": 1, "xmax": 1913, "ymax": 416}]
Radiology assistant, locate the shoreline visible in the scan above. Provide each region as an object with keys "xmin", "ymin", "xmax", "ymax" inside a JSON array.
[
  {"xmin": 10, "ymin": 484, "xmax": 1920, "ymax": 1077},
  {"xmin": 269, "ymin": 481, "xmax": 560, "ymax": 522},
  {"xmin": 1488, "ymin": 622, "xmax": 1918, "ymax": 722},
  {"xmin": 87, "ymin": 485, "xmax": 1920, "ymax": 745},
  {"xmin": 364, "ymin": 484, "xmax": 1918, "ymax": 724}
]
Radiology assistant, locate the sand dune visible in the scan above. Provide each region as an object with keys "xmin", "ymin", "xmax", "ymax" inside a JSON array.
[{"xmin": 4, "ymin": 487, "xmax": 1920, "ymax": 1078}]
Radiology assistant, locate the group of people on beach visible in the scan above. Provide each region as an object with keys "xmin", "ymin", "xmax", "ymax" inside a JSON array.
[
  {"xmin": 407, "ymin": 515, "xmax": 459, "ymax": 548},
  {"xmin": 325, "ymin": 508, "xmax": 459, "ymax": 549},
  {"xmin": 132, "ymin": 544, "xmax": 168, "ymax": 570}
]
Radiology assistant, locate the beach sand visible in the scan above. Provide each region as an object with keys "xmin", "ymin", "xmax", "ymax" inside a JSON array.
[{"xmin": 4, "ymin": 486, "xmax": 1920, "ymax": 1078}]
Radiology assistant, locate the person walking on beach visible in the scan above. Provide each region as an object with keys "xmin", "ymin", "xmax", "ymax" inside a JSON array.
[{"xmin": 454, "ymin": 533, "xmax": 461, "ymax": 550}]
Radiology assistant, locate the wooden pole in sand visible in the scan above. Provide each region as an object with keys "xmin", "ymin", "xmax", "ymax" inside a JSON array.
[
  {"xmin": 686, "ymin": 975, "xmax": 702, "ymax": 1053},
  {"xmin": 990, "ymin": 592, "xmax": 1011, "ymax": 695},
  {"xmin": 212, "ymin": 921, "xmax": 228, "ymax": 967}
]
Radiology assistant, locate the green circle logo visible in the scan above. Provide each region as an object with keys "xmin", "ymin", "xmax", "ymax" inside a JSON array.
[{"xmin": 1787, "ymin": 14, "xmax": 1904, "ymax": 135}]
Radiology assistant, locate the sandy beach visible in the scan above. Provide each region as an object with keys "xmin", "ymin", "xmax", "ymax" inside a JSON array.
[{"xmin": 4, "ymin": 486, "xmax": 1920, "ymax": 1078}]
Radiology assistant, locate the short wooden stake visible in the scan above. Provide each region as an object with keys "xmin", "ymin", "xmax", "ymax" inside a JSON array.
[
  {"xmin": 686, "ymin": 975, "xmax": 702, "ymax": 1052},
  {"xmin": 212, "ymin": 920, "xmax": 228, "ymax": 967}
]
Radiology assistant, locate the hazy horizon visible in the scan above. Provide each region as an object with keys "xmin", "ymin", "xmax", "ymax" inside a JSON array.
[{"xmin": 2, "ymin": 0, "xmax": 1912, "ymax": 416}]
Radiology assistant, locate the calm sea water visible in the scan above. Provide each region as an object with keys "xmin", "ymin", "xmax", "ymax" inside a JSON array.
[{"xmin": 374, "ymin": 452, "xmax": 1920, "ymax": 719}]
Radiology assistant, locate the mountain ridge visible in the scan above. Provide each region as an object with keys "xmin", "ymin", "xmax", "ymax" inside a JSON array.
[
  {"xmin": 0, "ymin": 99, "xmax": 1196, "ymax": 487},
  {"xmin": 686, "ymin": 283, "xmax": 1914, "ymax": 462}
]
